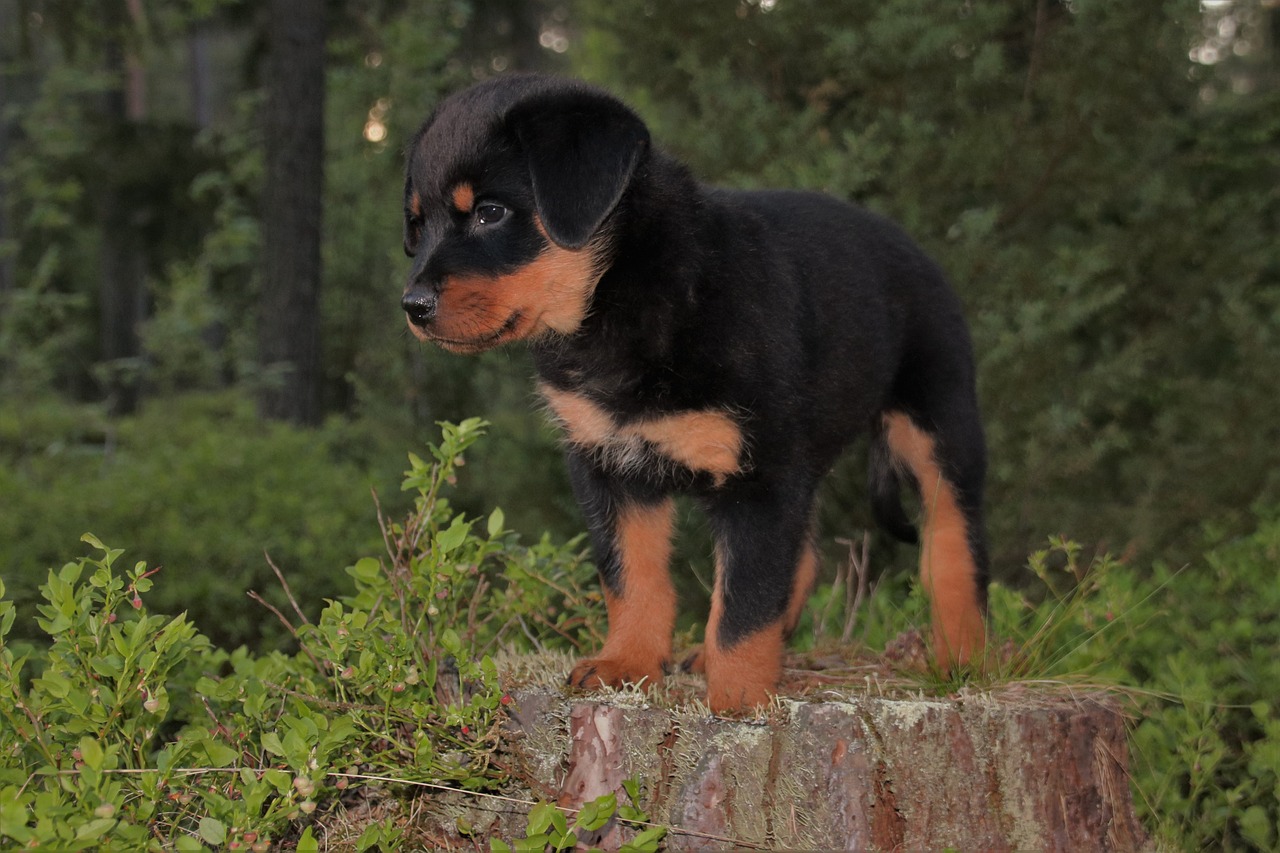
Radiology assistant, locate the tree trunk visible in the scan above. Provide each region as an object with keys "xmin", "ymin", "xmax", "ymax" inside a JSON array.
[
  {"xmin": 0, "ymin": 62, "xmax": 13, "ymax": 299},
  {"xmin": 97, "ymin": 21, "xmax": 148, "ymax": 415},
  {"xmin": 188, "ymin": 22, "xmax": 212, "ymax": 130},
  {"xmin": 258, "ymin": 0, "xmax": 325, "ymax": 425}
]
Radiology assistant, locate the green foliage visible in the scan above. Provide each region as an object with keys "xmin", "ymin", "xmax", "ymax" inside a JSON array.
[
  {"xmin": 0, "ymin": 421, "xmax": 602, "ymax": 849},
  {"xmin": 0, "ymin": 392, "xmax": 397, "ymax": 649},
  {"xmin": 572, "ymin": 0, "xmax": 1280, "ymax": 570},
  {"xmin": 4, "ymin": 2, "xmax": 1280, "ymax": 848},
  {"xmin": 1122, "ymin": 509, "xmax": 1280, "ymax": 849},
  {"xmin": 984, "ymin": 537, "xmax": 1141, "ymax": 684},
  {"xmin": 491, "ymin": 778, "xmax": 666, "ymax": 853}
]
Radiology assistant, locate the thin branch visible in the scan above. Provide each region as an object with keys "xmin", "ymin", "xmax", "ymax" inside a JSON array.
[
  {"xmin": 264, "ymin": 551, "xmax": 311, "ymax": 626},
  {"xmin": 247, "ymin": 590, "xmax": 324, "ymax": 674}
]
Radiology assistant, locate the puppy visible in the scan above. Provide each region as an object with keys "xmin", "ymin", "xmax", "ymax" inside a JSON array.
[{"xmin": 402, "ymin": 74, "xmax": 989, "ymax": 713}]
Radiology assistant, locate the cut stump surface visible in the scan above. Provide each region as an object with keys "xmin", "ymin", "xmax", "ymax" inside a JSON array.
[{"xmin": 493, "ymin": 679, "xmax": 1145, "ymax": 851}]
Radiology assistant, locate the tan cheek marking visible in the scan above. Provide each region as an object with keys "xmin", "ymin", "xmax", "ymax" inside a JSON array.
[
  {"xmin": 455, "ymin": 242, "xmax": 599, "ymax": 341},
  {"xmin": 450, "ymin": 182, "xmax": 474, "ymax": 213},
  {"xmin": 883, "ymin": 413, "xmax": 986, "ymax": 668},
  {"xmin": 432, "ymin": 275, "xmax": 526, "ymax": 345},
  {"xmin": 408, "ymin": 192, "xmax": 422, "ymax": 218},
  {"xmin": 527, "ymin": 243, "xmax": 601, "ymax": 334}
]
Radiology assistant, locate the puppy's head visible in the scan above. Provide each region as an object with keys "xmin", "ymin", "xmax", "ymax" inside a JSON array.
[{"xmin": 402, "ymin": 75, "xmax": 649, "ymax": 353}]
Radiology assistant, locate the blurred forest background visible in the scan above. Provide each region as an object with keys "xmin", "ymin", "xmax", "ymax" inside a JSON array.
[
  {"xmin": 6, "ymin": 0, "xmax": 1277, "ymax": 641},
  {"xmin": 2, "ymin": 0, "xmax": 1280, "ymax": 844}
]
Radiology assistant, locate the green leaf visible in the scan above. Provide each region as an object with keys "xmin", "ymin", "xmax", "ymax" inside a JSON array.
[
  {"xmin": 578, "ymin": 792, "xmax": 615, "ymax": 831},
  {"xmin": 1240, "ymin": 804, "xmax": 1273, "ymax": 850},
  {"xmin": 527, "ymin": 802, "xmax": 556, "ymax": 836},
  {"xmin": 490, "ymin": 841, "xmax": 512, "ymax": 853},
  {"xmin": 198, "ymin": 816, "xmax": 227, "ymax": 846},
  {"xmin": 78, "ymin": 736, "xmax": 104, "ymax": 771},
  {"xmin": 261, "ymin": 731, "xmax": 285, "ymax": 756},
  {"xmin": 356, "ymin": 822, "xmax": 385, "ymax": 851},
  {"xmin": 263, "ymin": 768, "xmax": 291, "ymax": 792},
  {"xmin": 197, "ymin": 737, "xmax": 239, "ymax": 767},
  {"xmin": 297, "ymin": 826, "xmax": 319, "ymax": 853},
  {"xmin": 76, "ymin": 816, "xmax": 118, "ymax": 837},
  {"xmin": 514, "ymin": 835, "xmax": 550, "ymax": 853},
  {"xmin": 437, "ymin": 516, "xmax": 472, "ymax": 555},
  {"xmin": 350, "ymin": 557, "xmax": 381, "ymax": 583},
  {"xmin": 487, "ymin": 508, "xmax": 505, "ymax": 538},
  {"xmin": 621, "ymin": 826, "xmax": 667, "ymax": 852}
]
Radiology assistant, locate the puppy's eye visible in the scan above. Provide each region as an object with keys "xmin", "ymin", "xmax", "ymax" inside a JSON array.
[{"xmin": 475, "ymin": 203, "xmax": 507, "ymax": 226}]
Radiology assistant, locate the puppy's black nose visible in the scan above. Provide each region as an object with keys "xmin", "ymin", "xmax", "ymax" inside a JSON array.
[{"xmin": 402, "ymin": 285, "xmax": 437, "ymax": 327}]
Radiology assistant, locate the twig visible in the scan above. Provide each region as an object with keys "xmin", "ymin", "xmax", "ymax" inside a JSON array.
[
  {"xmin": 264, "ymin": 551, "xmax": 311, "ymax": 627},
  {"xmin": 247, "ymin": 590, "xmax": 325, "ymax": 675},
  {"xmin": 815, "ymin": 553, "xmax": 845, "ymax": 644},
  {"xmin": 835, "ymin": 533, "xmax": 872, "ymax": 645}
]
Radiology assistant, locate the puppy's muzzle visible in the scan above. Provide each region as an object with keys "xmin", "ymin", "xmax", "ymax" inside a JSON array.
[{"xmin": 402, "ymin": 284, "xmax": 438, "ymax": 328}]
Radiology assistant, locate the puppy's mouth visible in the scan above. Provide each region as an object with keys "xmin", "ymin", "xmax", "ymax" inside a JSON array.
[{"xmin": 422, "ymin": 311, "xmax": 526, "ymax": 354}]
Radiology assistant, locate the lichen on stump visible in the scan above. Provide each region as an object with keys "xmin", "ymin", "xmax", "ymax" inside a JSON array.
[{"xmin": 499, "ymin": 680, "xmax": 1145, "ymax": 851}]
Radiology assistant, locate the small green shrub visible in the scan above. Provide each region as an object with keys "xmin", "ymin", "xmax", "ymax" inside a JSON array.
[
  {"xmin": 0, "ymin": 419, "xmax": 600, "ymax": 849},
  {"xmin": 490, "ymin": 779, "xmax": 666, "ymax": 853},
  {"xmin": 0, "ymin": 391, "xmax": 403, "ymax": 649},
  {"xmin": 1123, "ymin": 510, "xmax": 1280, "ymax": 850}
]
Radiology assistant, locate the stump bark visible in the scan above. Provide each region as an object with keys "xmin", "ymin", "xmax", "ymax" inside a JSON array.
[{"xmin": 495, "ymin": 683, "xmax": 1145, "ymax": 851}]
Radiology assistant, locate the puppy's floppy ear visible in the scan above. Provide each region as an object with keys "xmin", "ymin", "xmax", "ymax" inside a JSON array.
[{"xmin": 507, "ymin": 89, "xmax": 649, "ymax": 250}]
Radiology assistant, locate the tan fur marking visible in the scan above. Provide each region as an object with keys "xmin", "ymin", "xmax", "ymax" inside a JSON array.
[
  {"xmin": 408, "ymin": 192, "xmax": 422, "ymax": 218},
  {"xmin": 422, "ymin": 241, "xmax": 599, "ymax": 351},
  {"xmin": 568, "ymin": 499, "xmax": 676, "ymax": 690},
  {"xmin": 703, "ymin": 552, "xmax": 784, "ymax": 713},
  {"xmin": 540, "ymin": 386, "xmax": 617, "ymax": 447},
  {"xmin": 450, "ymin": 182, "xmax": 475, "ymax": 213},
  {"xmin": 683, "ymin": 539, "xmax": 815, "ymax": 683},
  {"xmin": 634, "ymin": 411, "xmax": 743, "ymax": 481},
  {"xmin": 539, "ymin": 386, "xmax": 743, "ymax": 480},
  {"xmin": 783, "ymin": 543, "xmax": 819, "ymax": 637},
  {"xmin": 884, "ymin": 412, "xmax": 986, "ymax": 668}
]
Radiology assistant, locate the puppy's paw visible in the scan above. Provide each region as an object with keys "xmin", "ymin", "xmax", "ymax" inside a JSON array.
[
  {"xmin": 705, "ymin": 679, "xmax": 774, "ymax": 716},
  {"xmin": 567, "ymin": 656, "xmax": 664, "ymax": 691}
]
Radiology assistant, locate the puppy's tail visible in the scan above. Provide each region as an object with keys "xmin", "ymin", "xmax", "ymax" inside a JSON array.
[{"xmin": 868, "ymin": 420, "xmax": 919, "ymax": 545}]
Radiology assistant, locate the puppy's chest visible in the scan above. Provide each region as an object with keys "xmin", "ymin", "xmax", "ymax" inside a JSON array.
[{"xmin": 538, "ymin": 383, "xmax": 746, "ymax": 484}]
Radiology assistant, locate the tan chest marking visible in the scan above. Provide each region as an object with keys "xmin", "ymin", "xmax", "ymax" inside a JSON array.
[{"xmin": 540, "ymin": 385, "xmax": 745, "ymax": 481}]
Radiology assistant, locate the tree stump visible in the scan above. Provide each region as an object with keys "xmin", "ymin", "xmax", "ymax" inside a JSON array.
[{"xmin": 499, "ymin": 680, "xmax": 1145, "ymax": 851}]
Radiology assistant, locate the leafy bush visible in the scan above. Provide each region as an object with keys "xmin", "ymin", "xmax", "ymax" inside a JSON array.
[
  {"xmin": 0, "ymin": 391, "xmax": 406, "ymax": 649},
  {"xmin": 0, "ymin": 420, "xmax": 599, "ymax": 849},
  {"xmin": 1123, "ymin": 509, "xmax": 1280, "ymax": 850}
]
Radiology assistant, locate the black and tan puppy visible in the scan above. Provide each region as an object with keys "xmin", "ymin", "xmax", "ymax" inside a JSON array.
[{"xmin": 402, "ymin": 74, "xmax": 989, "ymax": 713}]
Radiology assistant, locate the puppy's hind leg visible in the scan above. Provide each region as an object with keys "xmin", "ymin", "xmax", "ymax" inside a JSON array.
[{"xmin": 882, "ymin": 409, "xmax": 989, "ymax": 669}]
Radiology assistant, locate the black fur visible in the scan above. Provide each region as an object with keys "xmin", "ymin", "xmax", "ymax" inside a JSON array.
[{"xmin": 402, "ymin": 74, "xmax": 990, "ymax": 706}]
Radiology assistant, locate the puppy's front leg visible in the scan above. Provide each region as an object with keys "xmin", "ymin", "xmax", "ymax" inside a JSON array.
[
  {"xmin": 565, "ymin": 454, "xmax": 676, "ymax": 691},
  {"xmin": 701, "ymin": 483, "xmax": 818, "ymax": 714}
]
